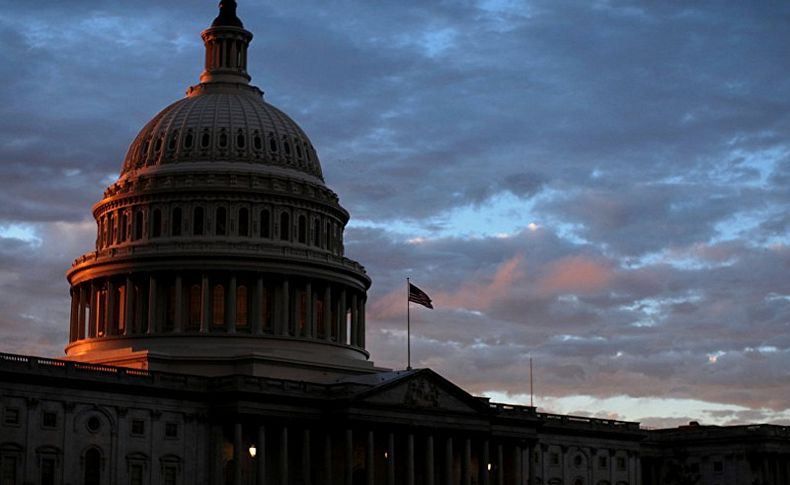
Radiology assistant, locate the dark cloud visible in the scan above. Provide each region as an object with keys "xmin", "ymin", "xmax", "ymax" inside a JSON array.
[{"xmin": 0, "ymin": 0, "xmax": 788, "ymax": 424}]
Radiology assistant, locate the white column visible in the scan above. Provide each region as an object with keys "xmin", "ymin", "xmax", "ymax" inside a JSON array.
[
  {"xmin": 407, "ymin": 433, "xmax": 415, "ymax": 485},
  {"xmin": 345, "ymin": 429, "xmax": 354, "ymax": 485},
  {"xmin": 324, "ymin": 431, "xmax": 333, "ymax": 485},
  {"xmin": 253, "ymin": 276, "xmax": 263, "ymax": 335},
  {"xmin": 305, "ymin": 282, "xmax": 313, "ymax": 337},
  {"xmin": 227, "ymin": 276, "xmax": 237, "ymax": 333},
  {"xmin": 367, "ymin": 430, "xmax": 375, "ymax": 485},
  {"xmin": 147, "ymin": 275, "xmax": 157, "ymax": 334},
  {"xmin": 124, "ymin": 276, "xmax": 134, "ymax": 336},
  {"xmin": 280, "ymin": 426, "xmax": 289, "ymax": 485},
  {"xmin": 257, "ymin": 425, "xmax": 266, "ymax": 485},
  {"xmin": 303, "ymin": 429, "xmax": 312, "ymax": 485},
  {"xmin": 234, "ymin": 423, "xmax": 243, "ymax": 485},
  {"xmin": 105, "ymin": 280, "xmax": 115, "ymax": 336},
  {"xmin": 200, "ymin": 274, "xmax": 210, "ymax": 333},
  {"xmin": 463, "ymin": 438, "xmax": 471, "ymax": 485},
  {"xmin": 323, "ymin": 286, "xmax": 332, "ymax": 340},
  {"xmin": 174, "ymin": 275, "xmax": 183, "ymax": 333},
  {"xmin": 426, "ymin": 434, "xmax": 435, "ymax": 485},
  {"xmin": 78, "ymin": 284, "xmax": 87, "ymax": 339},
  {"xmin": 350, "ymin": 293, "xmax": 359, "ymax": 346},
  {"xmin": 445, "ymin": 436, "xmax": 454, "ymax": 485},
  {"xmin": 338, "ymin": 289, "xmax": 347, "ymax": 343},
  {"xmin": 388, "ymin": 432, "xmax": 396, "ymax": 485}
]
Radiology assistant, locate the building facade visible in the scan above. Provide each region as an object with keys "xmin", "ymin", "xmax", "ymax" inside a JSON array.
[{"xmin": 1, "ymin": 2, "xmax": 788, "ymax": 485}]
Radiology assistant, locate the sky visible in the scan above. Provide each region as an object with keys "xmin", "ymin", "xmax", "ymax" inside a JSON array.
[{"xmin": 0, "ymin": 0, "xmax": 788, "ymax": 428}]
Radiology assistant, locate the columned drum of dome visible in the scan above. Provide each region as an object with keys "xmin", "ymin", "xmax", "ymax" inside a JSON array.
[{"xmin": 65, "ymin": 2, "xmax": 378, "ymax": 380}]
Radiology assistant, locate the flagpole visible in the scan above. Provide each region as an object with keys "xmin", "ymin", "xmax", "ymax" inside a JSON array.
[
  {"xmin": 530, "ymin": 356, "xmax": 534, "ymax": 407},
  {"xmin": 406, "ymin": 277, "xmax": 411, "ymax": 370}
]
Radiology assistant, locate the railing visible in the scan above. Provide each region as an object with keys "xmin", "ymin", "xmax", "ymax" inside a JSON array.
[{"xmin": 537, "ymin": 412, "xmax": 641, "ymax": 430}]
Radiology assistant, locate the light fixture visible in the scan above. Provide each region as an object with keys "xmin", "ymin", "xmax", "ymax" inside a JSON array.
[
  {"xmin": 249, "ymin": 445, "xmax": 257, "ymax": 457},
  {"xmin": 384, "ymin": 452, "xmax": 389, "ymax": 459},
  {"xmin": 487, "ymin": 463, "xmax": 492, "ymax": 471}
]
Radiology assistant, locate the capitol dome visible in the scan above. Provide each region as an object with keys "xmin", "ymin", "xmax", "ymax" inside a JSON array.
[
  {"xmin": 120, "ymin": 89, "xmax": 324, "ymax": 183},
  {"xmin": 64, "ymin": 0, "xmax": 378, "ymax": 380}
]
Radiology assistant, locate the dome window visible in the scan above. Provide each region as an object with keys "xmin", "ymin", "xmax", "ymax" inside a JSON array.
[
  {"xmin": 260, "ymin": 209, "xmax": 270, "ymax": 238},
  {"xmin": 216, "ymin": 207, "xmax": 227, "ymax": 235},
  {"xmin": 253, "ymin": 133, "xmax": 262, "ymax": 151},
  {"xmin": 283, "ymin": 140, "xmax": 291, "ymax": 155},
  {"xmin": 184, "ymin": 131, "xmax": 194, "ymax": 149},
  {"xmin": 171, "ymin": 208, "xmax": 182, "ymax": 236},
  {"xmin": 279, "ymin": 212, "xmax": 290, "ymax": 241},
  {"xmin": 269, "ymin": 134, "xmax": 278, "ymax": 152},
  {"xmin": 154, "ymin": 136, "xmax": 163, "ymax": 153},
  {"xmin": 141, "ymin": 139, "xmax": 150, "ymax": 157},
  {"xmin": 120, "ymin": 212, "xmax": 128, "ymax": 241},
  {"xmin": 238, "ymin": 208, "xmax": 249, "ymax": 237},
  {"xmin": 305, "ymin": 144, "xmax": 312, "ymax": 162},
  {"xmin": 193, "ymin": 207, "xmax": 205, "ymax": 235},
  {"xmin": 236, "ymin": 130, "xmax": 246, "ymax": 149},
  {"xmin": 200, "ymin": 131, "xmax": 211, "ymax": 149},
  {"xmin": 151, "ymin": 209, "xmax": 162, "ymax": 238},
  {"xmin": 313, "ymin": 219, "xmax": 321, "ymax": 247},
  {"xmin": 168, "ymin": 130, "xmax": 179, "ymax": 151},
  {"xmin": 295, "ymin": 142, "xmax": 302, "ymax": 158},
  {"xmin": 133, "ymin": 209, "xmax": 144, "ymax": 241},
  {"xmin": 218, "ymin": 130, "xmax": 228, "ymax": 148},
  {"xmin": 297, "ymin": 215, "xmax": 307, "ymax": 244}
]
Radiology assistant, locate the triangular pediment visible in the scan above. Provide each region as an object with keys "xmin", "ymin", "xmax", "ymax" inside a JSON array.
[{"xmin": 348, "ymin": 369, "xmax": 488, "ymax": 415}]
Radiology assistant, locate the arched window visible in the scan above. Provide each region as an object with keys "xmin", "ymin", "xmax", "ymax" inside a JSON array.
[
  {"xmin": 236, "ymin": 130, "xmax": 245, "ymax": 149},
  {"xmin": 283, "ymin": 140, "xmax": 291, "ymax": 155},
  {"xmin": 279, "ymin": 212, "xmax": 290, "ymax": 241},
  {"xmin": 269, "ymin": 134, "xmax": 277, "ymax": 152},
  {"xmin": 108, "ymin": 214, "xmax": 115, "ymax": 246},
  {"xmin": 171, "ymin": 208, "xmax": 182, "ymax": 236},
  {"xmin": 218, "ymin": 130, "xmax": 228, "ymax": 148},
  {"xmin": 297, "ymin": 215, "xmax": 306, "ymax": 244},
  {"xmin": 151, "ymin": 209, "xmax": 162, "ymax": 238},
  {"xmin": 184, "ymin": 130, "xmax": 194, "ymax": 149},
  {"xmin": 236, "ymin": 285, "xmax": 248, "ymax": 328},
  {"xmin": 200, "ymin": 131, "xmax": 211, "ymax": 148},
  {"xmin": 260, "ymin": 209, "xmax": 270, "ymax": 238},
  {"xmin": 84, "ymin": 448, "xmax": 101, "ymax": 485},
  {"xmin": 168, "ymin": 129, "xmax": 179, "ymax": 150},
  {"xmin": 313, "ymin": 219, "xmax": 321, "ymax": 247},
  {"xmin": 212, "ymin": 285, "xmax": 224, "ymax": 327},
  {"xmin": 193, "ymin": 207, "xmax": 204, "ymax": 236},
  {"xmin": 120, "ymin": 212, "xmax": 128, "ymax": 242},
  {"xmin": 188, "ymin": 284, "xmax": 201, "ymax": 330},
  {"xmin": 253, "ymin": 132, "xmax": 262, "ymax": 151},
  {"xmin": 133, "ymin": 210, "xmax": 144, "ymax": 241},
  {"xmin": 238, "ymin": 208, "xmax": 249, "ymax": 237},
  {"xmin": 325, "ymin": 221, "xmax": 332, "ymax": 251},
  {"xmin": 216, "ymin": 207, "xmax": 227, "ymax": 236}
]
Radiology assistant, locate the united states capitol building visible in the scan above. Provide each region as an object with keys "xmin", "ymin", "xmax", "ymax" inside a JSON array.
[{"xmin": 1, "ymin": 2, "xmax": 788, "ymax": 484}]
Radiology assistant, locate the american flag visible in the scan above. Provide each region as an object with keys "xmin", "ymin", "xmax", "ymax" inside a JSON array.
[{"xmin": 408, "ymin": 283, "xmax": 434, "ymax": 309}]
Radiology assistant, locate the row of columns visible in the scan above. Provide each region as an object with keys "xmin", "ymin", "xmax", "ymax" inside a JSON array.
[
  {"xmin": 220, "ymin": 423, "xmax": 536, "ymax": 485},
  {"xmin": 68, "ymin": 274, "xmax": 366, "ymax": 348}
]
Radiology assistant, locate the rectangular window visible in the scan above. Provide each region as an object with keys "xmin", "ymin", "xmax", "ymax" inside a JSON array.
[
  {"xmin": 1, "ymin": 456, "xmax": 17, "ymax": 485},
  {"xmin": 599, "ymin": 456, "xmax": 608, "ymax": 469},
  {"xmin": 165, "ymin": 422, "xmax": 178, "ymax": 439},
  {"xmin": 713, "ymin": 461, "xmax": 723, "ymax": 473},
  {"xmin": 130, "ymin": 464, "xmax": 143, "ymax": 485},
  {"xmin": 41, "ymin": 457, "xmax": 55, "ymax": 485},
  {"xmin": 3, "ymin": 408, "xmax": 19, "ymax": 426},
  {"xmin": 42, "ymin": 411, "xmax": 57, "ymax": 429},
  {"xmin": 550, "ymin": 453, "xmax": 560, "ymax": 466},
  {"xmin": 131, "ymin": 420, "xmax": 145, "ymax": 436},
  {"xmin": 163, "ymin": 465, "xmax": 177, "ymax": 485},
  {"xmin": 616, "ymin": 457, "xmax": 626, "ymax": 471}
]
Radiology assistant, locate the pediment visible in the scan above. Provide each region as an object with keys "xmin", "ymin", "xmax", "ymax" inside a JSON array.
[{"xmin": 351, "ymin": 369, "xmax": 487, "ymax": 415}]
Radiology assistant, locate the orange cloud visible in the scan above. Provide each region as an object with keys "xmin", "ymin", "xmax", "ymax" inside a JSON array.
[{"xmin": 536, "ymin": 256, "xmax": 613, "ymax": 296}]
